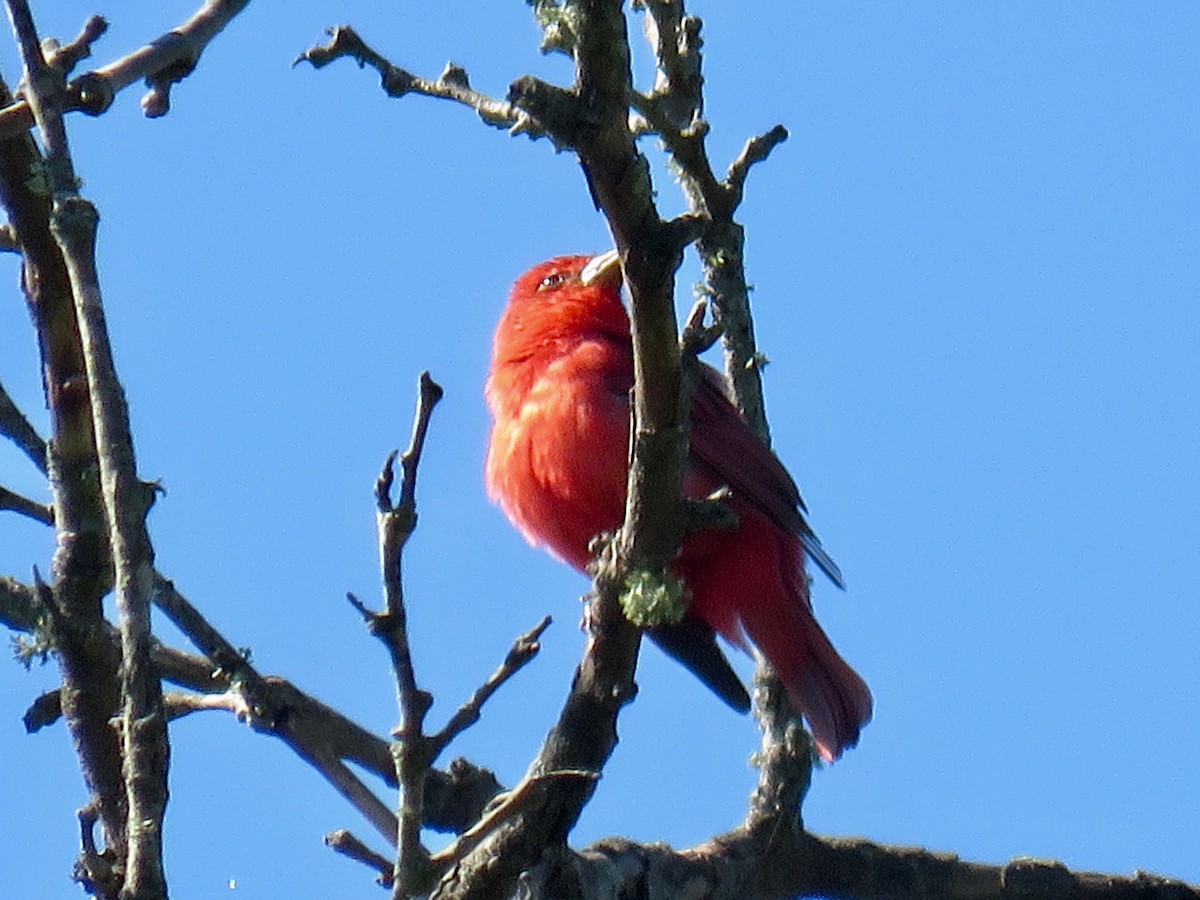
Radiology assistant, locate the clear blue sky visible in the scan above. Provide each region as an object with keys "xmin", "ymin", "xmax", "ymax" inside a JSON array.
[{"xmin": 2, "ymin": 3, "xmax": 1196, "ymax": 897}]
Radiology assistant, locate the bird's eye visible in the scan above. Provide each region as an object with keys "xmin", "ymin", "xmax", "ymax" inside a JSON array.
[{"xmin": 538, "ymin": 273, "xmax": 568, "ymax": 291}]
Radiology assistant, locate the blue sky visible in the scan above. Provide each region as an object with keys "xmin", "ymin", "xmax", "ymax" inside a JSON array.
[{"xmin": 1, "ymin": 2, "xmax": 1196, "ymax": 897}]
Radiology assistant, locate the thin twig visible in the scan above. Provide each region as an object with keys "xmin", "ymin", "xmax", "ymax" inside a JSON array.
[
  {"xmin": 21, "ymin": 688, "xmax": 61, "ymax": 731},
  {"xmin": 679, "ymin": 296, "xmax": 721, "ymax": 356},
  {"xmin": 326, "ymin": 830, "xmax": 395, "ymax": 885},
  {"xmin": 0, "ymin": 0, "xmax": 252, "ymax": 138},
  {"xmin": 151, "ymin": 575, "xmax": 266, "ymax": 695},
  {"xmin": 297, "ymin": 26, "xmax": 529, "ymax": 136},
  {"xmin": 165, "ymin": 680, "xmax": 403, "ymax": 844},
  {"xmin": 0, "ymin": 484, "xmax": 52, "ymax": 523},
  {"xmin": 0, "ymin": 379, "xmax": 48, "ymax": 473},
  {"xmin": 428, "ymin": 615, "xmax": 552, "ymax": 759},
  {"xmin": 151, "ymin": 576, "xmax": 503, "ymax": 835},
  {"xmin": 355, "ymin": 373, "xmax": 545, "ymax": 890},
  {"xmin": 43, "ymin": 15, "xmax": 108, "ymax": 76},
  {"xmin": 368, "ymin": 372, "xmax": 443, "ymax": 896},
  {"xmin": 76, "ymin": 804, "xmax": 120, "ymax": 899},
  {"xmin": 155, "ymin": 580, "xmax": 406, "ymax": 848},
  {"xmin": 725, "ymin": 124, "xmax": 789, "ymax": 207},
  {"xmin": 300, "ymin": 749, "xmax": 399, "ymax": 848},
  {"xmin": 159, "ymin": 689, "xmax": 248, "ymax": 722},
  {"xmin": 637, "ymin": 0, "xmax": 703, "ymax": 129},
  {"xmin": 629, "ymin": 93, "xmax": 724, "ymax": 213},
  {"xmin": 150, "ymin": 575, "xmax": 403, "ymax": 841}
]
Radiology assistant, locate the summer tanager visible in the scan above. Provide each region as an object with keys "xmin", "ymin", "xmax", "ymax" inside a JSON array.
[{"xmin": 485, "ymin": 251, "xmax": 872, "ymax": 761}]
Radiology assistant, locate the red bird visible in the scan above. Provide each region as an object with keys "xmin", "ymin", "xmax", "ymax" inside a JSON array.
[{"xmin": 485, "ymin": 252, "xmax": 872, "ymax": 761}]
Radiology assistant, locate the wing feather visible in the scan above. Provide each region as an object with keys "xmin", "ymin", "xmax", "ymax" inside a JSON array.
[{"xmin": 688, "ymin": 365, "xmax": 845, "ymax": 589}]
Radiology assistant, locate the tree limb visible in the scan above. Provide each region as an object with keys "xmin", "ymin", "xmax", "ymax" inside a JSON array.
[
  {"xmin": 0, "ymin": 484, "xmax": 52, "ymax": 523},
  {"xmin": 296, "ymin": 27, "xmax": 531, "ymax": 138},
  {"xmin": 629, "ymin": 1, "xmax": 821, "ymax": 827},
  {"xmin": 435, "ymin": 3, "xmax": 701, "ymax": 895},
  {"xmin": 7, "ymin": 2, "xmax": 170, "ymax": 893},
  {"xmin": 518, "ymin": 829, "xmax": 1200, "ymax": 900},
  {"xmin": 0, "ymin": 0, "xmax": 253, "ymax": 138},
  {"xmin": 0, "ymin": 56, "xmax": 125, "ymax": 883},
  {"xmin": 0, "ymin": 377, "xmax": 48, "ymax": 473},
  {"xmin": 367, "ymin": 372, "xmax": 443, "ymax": 897},
  {"xmin": 4, "ymin": 573, "xmax": 507, "ymax": 837}
]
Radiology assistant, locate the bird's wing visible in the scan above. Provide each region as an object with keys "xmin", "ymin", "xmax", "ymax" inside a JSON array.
[{"xmin": 688, "ymin": 364, "xmax": 845, "ymax": 589}]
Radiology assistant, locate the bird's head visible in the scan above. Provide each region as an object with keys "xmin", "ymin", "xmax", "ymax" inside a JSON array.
[{"xmin": 492, "ymin": 251, "xmax": 629, "ymax": 369}]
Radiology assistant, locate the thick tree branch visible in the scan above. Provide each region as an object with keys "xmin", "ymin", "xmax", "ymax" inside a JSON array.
[
  {"xmin": 0, "ymin": 59, "xmax": 126, "ymax": 880},
  {"xmin": 432, "ymin": 769, "xmax": 599, "ymax": 879},
  {"xmin": 516, "ymin": 829, "xmax": 1200, "ymax": 900},
  {"xmin": 7, "ymin": 2, "xmax": 170, "ymax": 894},
  {"xmin": 435, "ymin": 4, "xmax": 703, "ymax": 897}
]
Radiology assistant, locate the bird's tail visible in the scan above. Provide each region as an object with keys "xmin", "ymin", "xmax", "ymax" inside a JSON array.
[
  {"xmin": 740, "ymin": 562, "xmax": 873, "ymax": 763},
  {"xmin": 678, "ymin": 517, "xmax": 872, "ymax": 761}
]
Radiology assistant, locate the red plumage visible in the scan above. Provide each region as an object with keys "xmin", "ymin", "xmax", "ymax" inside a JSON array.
[{"xmin": 485, "ymin": 254, "xmax": 872, "ymax": 761}]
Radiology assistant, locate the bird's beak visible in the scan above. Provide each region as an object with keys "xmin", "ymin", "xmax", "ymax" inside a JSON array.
[{"xmin": 580, "ymin": 249, "xmax": 623, "ymax": 289}]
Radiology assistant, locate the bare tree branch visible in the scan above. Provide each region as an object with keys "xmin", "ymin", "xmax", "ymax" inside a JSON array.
[
  {"xmin": 635, "ymin": 0, "xmax": 703, "ymax": 131},
  {"xmin": 432, "ymin": 4, "xmax": 704, "ymax": 895},
  {"xmin": 150, "ymin": 575, "xmax": 408, "ymax": 842},
  {"xmin": 0, "ymin": 59, "xmax": 126, "ymax": 885},
  {"xmin": 0, "ymin": 0, "xmax": 253, "ymax": 139},
  {"xmin": 427, "ymin": 615, "xmax": 552, "ymax": 760},
  {"xmin": 297, "ymin": 27, "xmax": 532, "ymax": 138},
  {"xmin": 628, "ymin": 1, "xmax": 823, "ymax": 828},
  {"xmin": 0, "ymin": 484, "xmax": 52, "ymax": 523},
  {"xmin": 5, "ymin": 571, "xmax": 507, "ymax": 838},
  {"xmin": 365, "ymin": 371, "xmax": 443, "ymax": 897},
  {"xmin": 326, "ymin": 829, "xmax": 395, "ymax": 886},
  {"xmin": 515, "ymin": 829, "xmax": 1200, "ymax": 900},
  {"xmin": 42, "ymin": 14, "xmax": 107, "ymax": 76},
  {"xmin": 0, "ymin": 377, "xmax": 48, "ymax": 473},
  {"xmin": 7, "ymin": 2, "xmax": 170, "ymax": 893}
]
